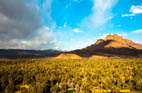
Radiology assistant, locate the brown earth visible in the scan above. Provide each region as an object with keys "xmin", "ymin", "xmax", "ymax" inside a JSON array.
[
  {"xmin": 89, "ymin": 55, "xmax": 108, "ymax": 59},
  {"xmin": 56, "ymin": 53, "xmax": 81, "ymax": 59}
]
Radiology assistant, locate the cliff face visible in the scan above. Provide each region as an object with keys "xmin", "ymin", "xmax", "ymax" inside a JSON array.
[
  {"xmin": 71, "ymin": 34, "xmax": 142, "ymax": 57},
  {"xmin": 104, "ymin": 34, "xmax": 142, "ymax": 49}
]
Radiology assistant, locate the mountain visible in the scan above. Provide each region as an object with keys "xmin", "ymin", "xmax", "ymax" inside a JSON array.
[
  {"xmin": 70, "ymin": 34, "xmax": 142, "ymax": 57},
  {"xmin": 104, "ymin": 34, "xmax": 142, "ymax": 49},
  {"xmin": 0, "ymin": 49, "xmax": 61, "ymax": 58},
  {"xmin": 0, "ymin": 34, "xmax": 142, "ymax": 58}
]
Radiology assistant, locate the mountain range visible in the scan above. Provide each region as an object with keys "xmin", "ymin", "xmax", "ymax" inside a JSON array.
[
  {"xmin": 0, "ymin": 49, "xmax": 60, "ymax": 58},
  {"xmin": 0, "ymin": 34, "xmax": 142, "ymax": 58},
  {"xmin": 70, "ymin": 34, "xmax": 142, "ymax": 57}
]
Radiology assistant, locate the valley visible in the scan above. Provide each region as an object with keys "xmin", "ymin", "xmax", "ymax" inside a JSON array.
[{"xmin": 0, "ymin": 58, "xmax": 142, "ymax": 93}]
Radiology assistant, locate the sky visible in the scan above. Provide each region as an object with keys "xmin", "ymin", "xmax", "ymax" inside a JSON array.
[{"xmin": 0, "ymin": 0, "xmax": 142, "ymax": 51}]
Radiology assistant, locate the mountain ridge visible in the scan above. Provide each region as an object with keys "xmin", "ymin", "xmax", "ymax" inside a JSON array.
[
  {"xmin": 70, "ymin": 34, "xmax": 142, "ymax": 57},
  {"xmin": 0, "ymin": 49, "xmax": 61, "ymax": 58},
  {"xmin": 0, "ymin": 34, "xmax": 142, "ymax": 58},
  {"xmin": 104, "ymin": 34, "xmax": 142, "ymax": 49}
]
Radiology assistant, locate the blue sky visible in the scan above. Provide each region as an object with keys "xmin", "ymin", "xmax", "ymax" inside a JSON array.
[
  {"xmin": 36, "ymin": 0, "xmax": 142, "ymax": 50},
  {"xmin": 0, "ymin": 0, "xmax": 142, "ymax": 50}
]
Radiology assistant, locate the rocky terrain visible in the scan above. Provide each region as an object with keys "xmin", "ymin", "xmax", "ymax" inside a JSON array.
[
  {"xmin": 0, "ymin": 34, "xmax": 142, "ymax": 58},
  {"xmin": 70, "ymin": 34, "xmax": 142, "ymax": 57}
]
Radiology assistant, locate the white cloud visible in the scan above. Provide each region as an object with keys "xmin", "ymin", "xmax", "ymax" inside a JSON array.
[
  {"xmin": 122, "ymin": 5, "xmax": 142, "ymax": 17},
  {"xmin": 73, "ymin": 28, "xmax": 82, "ymax": 33},
  {"xmin": 72, "ymin": 39, "xmax": 96, "ymax": 50},
  {"xmin": 55, "ymin": 46, "xmax": 59, "ymax": 50},
  {"xmin": 44, "ymin": 26, "xmax": 50, "ymax": 31},
  {"xmin": 117, "ymin": 33, "xmax": 128, "ymax": 38},
  {"xmin": 122, "ymin": 14, "xmax": 135, "ymax": 17},
  {"xmin": 135, "ymin": 40, "xmax": 142, "ymax": 44},
  {"xmin": 96, "ymin": 32, "xmax": 128, "ymax": 40},
  {"xmin": 64, "ymin": 22, "xmax": 67, "ymax": 28},
  {"xmin": 130, "ymin": 5, "xmax": 142, "ymax": 14},
  {"xmin": 133, "ymin": 29, "xmax": 142, "ymax": 33},
  {"xmin": 0, "ymin": 26, "xmax": 56, "ymax": 50},
  {"xmin": 81, "ymin": 0, "xmax": 117, "ymax": 28}
]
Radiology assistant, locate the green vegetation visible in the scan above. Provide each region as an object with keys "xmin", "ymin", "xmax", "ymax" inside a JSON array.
[{"xmin": 0, "ymin": 58, "xmax": 142, "ymax": 93}]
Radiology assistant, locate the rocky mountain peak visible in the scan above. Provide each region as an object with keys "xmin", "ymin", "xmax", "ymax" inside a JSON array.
[
  {"xmin": 102, "ymin": 34, "xmax": 142, "ymax": 49},
  {"xmin": 104, "ymin": 34, "xmax": 123, "ymax": 41},
  {"xmin": 95, "ymin": 39, "xmax": 104, "ymax": 45},
  {"xmin": 71, "ymin": 34, "xmax": 142, "ymax": 57}
]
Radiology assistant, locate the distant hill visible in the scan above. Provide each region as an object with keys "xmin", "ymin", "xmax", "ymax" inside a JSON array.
[
  {"xmin": 56, "ymin": 53, "xmax": 81, "ymax": 59},
  {"xmin": 0, "ymin": 34, "xmax": 142, "ymax": 58},
  {"xmin": 0, "ymin": 49, "xmax": 61, "ymax": 58},
  {"xmin": 70, "ymin": 34, "xmax": 142, "ymax": 57}
]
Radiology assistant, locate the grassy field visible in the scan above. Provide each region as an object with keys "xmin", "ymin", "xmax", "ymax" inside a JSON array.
[{"xmin": 0, "ymin": 58, "xmax": 142, "ymax": 93}]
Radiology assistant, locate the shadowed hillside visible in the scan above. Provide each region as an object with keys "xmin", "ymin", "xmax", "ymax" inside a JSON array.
[
  {"xmin": 0, "ymin": 49, "xmax": 61, "ymax": 58},
  {"xmin": 0, "ymin": 34, "xmax": 142, "ymax": 58},
  {"xmin": 70, "ymin": 34, "xmax": 142, "ymax": 57}
]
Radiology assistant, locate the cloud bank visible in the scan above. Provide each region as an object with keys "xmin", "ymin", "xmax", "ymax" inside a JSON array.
[{"xmin": 0, "ymin": 0, "xmax": 56, "ymax": 49}]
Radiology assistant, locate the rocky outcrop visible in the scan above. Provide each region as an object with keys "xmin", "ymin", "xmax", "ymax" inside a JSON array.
[
  {"xmin": 71, "ymin": 34, "xmax": 142, "ymax": 57},
  {"xmin": 104, "ymin": 34, "xmax": 142, "ymax": 49}
]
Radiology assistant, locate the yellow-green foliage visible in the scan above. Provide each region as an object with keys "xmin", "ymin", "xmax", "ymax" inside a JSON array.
[{"xmin": 0, "ymin": 58, "xmax": 142, "ymax": 93}]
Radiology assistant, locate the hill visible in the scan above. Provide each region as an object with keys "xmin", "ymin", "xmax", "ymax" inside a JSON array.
[
  {"xmin": 70, "ymin": 34, "xmax": 142, "ymax": 57},
  {"xmin": 56, "ymin": 53, "xmax": 81, "ymax": 59},
  {"xmin": 0, "ymin": 34, "xmax": 142, "ymax": 58},
  {"xmin": 0, "ymin": 49, "xmax": 61, "ymax": 58}
]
